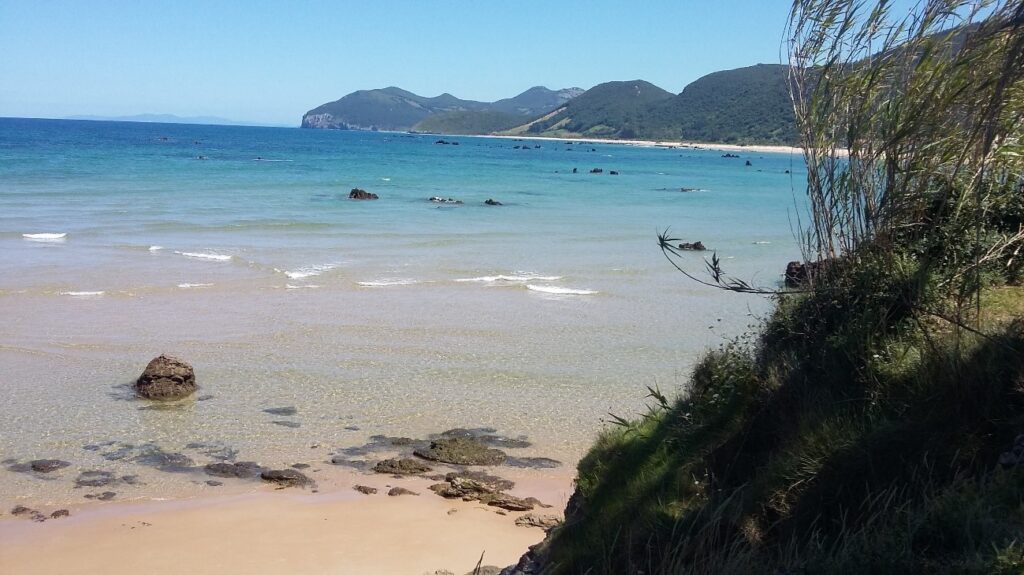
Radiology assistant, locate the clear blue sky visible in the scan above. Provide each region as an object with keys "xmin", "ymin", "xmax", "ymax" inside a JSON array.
[{"xmin": 0, "ymin": 1, "xmax": 887, "ymax": 125}]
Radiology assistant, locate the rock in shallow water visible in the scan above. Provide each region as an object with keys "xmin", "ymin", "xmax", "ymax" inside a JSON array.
[
  {"xmin": 205, "ymin": 461, "xmax": 264, "ymax": 479},
  {"xmin": 260, "ymin": 469, "xmax": 312, "ymax": 488},
  {"xmin": 136, "ymin": 354, "xmax": 196, "ymax": 400},
  {"xmin": 413, "ymin": 437, "xmax": 506, "ymax": 466},
  {"xmin": 75, "ymin": 470, "xmax": 117, "ymax": 488},
  {"xmin": 373, "ymin": 458, "xmax": 432, "ymax": 475}
]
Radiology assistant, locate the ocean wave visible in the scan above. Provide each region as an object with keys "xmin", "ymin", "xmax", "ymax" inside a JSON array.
[
  {"xmin": 526, "ymin": 285, "xmax": 598, "ymax": 296},
  {"xmin": 148, "ymin": 245, "xmax": 163, "ymax": 252},
  {"xmin": 357, "ymin": 279, "xmax": 419, "ymax": 287},
  {"xmin": 455, "ymin": 274, "xmax": 563, "ymax": 283},
  {"xmin": 283, "ymin": 263, "xmax": 340, "ymax": 279},
  {"xmin": 23, "ymin": 232, "xmax": 67, "ymax": 241},
  {"xmin": 176, "ymin": 251, "xmax": 232, "ymax": 262},
  {"xmin": 177, "ymin": 283, "xmax": 213, "ymax": 289},
  {"xmin": 286, "ymin": 284, "xmax": 321, "ymax": 290},
  {"xmin": 61, "ymin": 290, "xmax": 104, "ymax": 297},
  {"xmin": 752, "ymin": 241, "xmax": 771, "ymax": 245}
]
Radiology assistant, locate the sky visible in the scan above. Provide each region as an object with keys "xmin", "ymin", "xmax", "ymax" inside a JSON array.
[{"xmin": 0, "ymin": 1, "xmax": 909, "ymax": 126}]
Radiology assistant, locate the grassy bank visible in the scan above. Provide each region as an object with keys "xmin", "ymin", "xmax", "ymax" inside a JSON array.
[
  {"xmin": 522, "ymin": 2, "xmax": 1024, "ymax": 572},
  {"xmin": 541, "ymin": 258, "xmax": 1023, "ymax": 573}
]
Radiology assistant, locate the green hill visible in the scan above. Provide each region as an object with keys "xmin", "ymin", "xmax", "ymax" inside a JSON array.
[
  {"xmin": 504, "ymin": 80, "xmax": 675, "ymax": 139},
  {"xmin": 301, "ymin": 86, "xmax": 582, "ymax": 132},
  {"xmin": 502, "ymin": 66, "xmax": 796, "ymax": 144}
]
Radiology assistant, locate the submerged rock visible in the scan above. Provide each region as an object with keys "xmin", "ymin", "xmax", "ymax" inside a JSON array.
[
  {"xmin": 485, "ymin": 199, "xmax": 503, "ymax": 206},
  {"xmin": 204, "ymin": 461, "xmax": 263, "ymax": 479},
  {"xmin": 373, "ymin": 458, "xmax": 432, "ymax": 475},
  {"xmin": 677, "ymin": 241, "xmax": 707, "ymax": 251},
  {"xmin": 263, "ymin": 406, "xmax": 297, "ymax": 416},
  {"xmin": 414, "ymin": 437, "xmax": 506, "ymax": 466},
  {"xmin": 136, "ymin": 355, "xmax": 196, "ymax": 400},
  {"xmin": 7, "ymin": 459, "xmax": 71, "ymax": 474},
  {"xmin": 75, "ymin": 470, "xmax": 117, "ymax": 488},
  {"xmin": 349, "ymin": 188, "xmax": 379, "ymax": 200},
  {"xmin": 260, "ymin": 469, "xmax": 313, "ymax": 488}
]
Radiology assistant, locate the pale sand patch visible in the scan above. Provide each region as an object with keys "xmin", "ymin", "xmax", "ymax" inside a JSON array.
[
  {"xmin": 476, "ymin": 133, "xmax": 808, "ymax": 155},
  {"xmin": 0, "ymin": 474, "xmax": 573, "ymax": 575}
]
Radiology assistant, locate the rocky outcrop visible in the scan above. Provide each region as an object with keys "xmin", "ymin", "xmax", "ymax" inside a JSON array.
[
  {"xmin": 373, "ymin": 458, "xmax": 432, "ymax": 475},
  {"xmin": 428, "ymin": 473, "xmax": 539, "ymax": 511},
  {"xmin": 349, "ymin": 188, "xmax": 379, "ymax": 200},
  {"xmin": 354, "ymin": 485, "xmax": 378, "ymax": 495},
  {"xmin": 414, "ymin": 437, "xmax": 506, "ymax": 466},
  {"xmin": 260, "ymin": 469, "xmax": 312, "ymax": 488},
  {"xmin": 429, "ymin": 196, "xmax": 463, "ymax": 204},
  {"xmin": 136, "ymin": 355, "xmax": 196, "ymax": 400},
  {"xmin": 678, "ymin": 241, "xmax": 707, "ymax": 251},
  {"xmin": 485, "ymin": 199, "xmax": 503, "ymax": 206},
  {"xmin": 515, "ymin": 513, "xmax": 562, "ymax": 531}
]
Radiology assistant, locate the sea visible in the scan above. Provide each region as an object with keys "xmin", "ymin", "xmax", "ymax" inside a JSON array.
[{"xmin": 0, "ymin": 117, "xmax": 806, "ymax": 505}]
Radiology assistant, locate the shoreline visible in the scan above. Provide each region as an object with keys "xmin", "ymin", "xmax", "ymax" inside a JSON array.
[
  {"xmin": 1, "ymin": 470, "xmax": 572, "ymax": 574},
  {"xmin": 461, "ymin": 133, "xmax": 807, "ymax": 155}
]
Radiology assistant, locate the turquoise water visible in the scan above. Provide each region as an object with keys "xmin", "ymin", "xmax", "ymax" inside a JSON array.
[{"xmin": 0, "ymin": 118, "xmax": 806, "ymax": 504}]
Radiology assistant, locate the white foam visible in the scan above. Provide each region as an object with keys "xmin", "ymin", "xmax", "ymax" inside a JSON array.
[
  {"xmin": 286, "ymin": 284, "xmax": 321, "ymax": 290},
  {"xmin": 357, "ymin": 279, "xmax": 419, "ymax": 287},
  {"xmin": 148, "ymin": 245, "xmax": 163, "ymax": 252},
  {"xmin": 283, "ymin": 263, "xmax": 339, "ymax": 279},
  {"xmin": 61, "ymin": 291, "xmax": 104, "ymax": 297},
  {"xmin": 752, "ymin": 241, "xmax": 771, "ymax": 245},
  {"xmin": 176, "ymin": 251, "xmax": 232, "ymax": 261},
  {"xmin": 455, "ymin": 274, "xmax": 562, "ymax": 283},
  {"xmin": 527, "ymin": 285, "xmax": 597, "ymax": 295},
  {"xmin": 381, "ymin": 177, "xmax": 391, "ymax": 181},
  {"xmin": 177, "ymin": 283, "xmax": 213, "ymax": 289},
  {"xmin": 23, "ymin": 232, "xmax": 66, "ymax": 241}
]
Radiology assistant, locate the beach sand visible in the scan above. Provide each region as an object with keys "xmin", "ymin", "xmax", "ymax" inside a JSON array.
[
  {"xmin": 0, "ymin": 473, "xmax": 571, "ymax": 575},
  {"xmin": 480, "ymin": 133, "xmax": 807, "ymax": 155}
]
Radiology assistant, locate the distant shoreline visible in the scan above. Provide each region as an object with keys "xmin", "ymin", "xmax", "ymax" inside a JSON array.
[{"xmin": 464, "ymin": 133, "xmax": 806, "ymax": 155}]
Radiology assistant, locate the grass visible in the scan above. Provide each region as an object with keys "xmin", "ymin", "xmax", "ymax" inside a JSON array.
[{"xmin": 537, "ymin": 255, "xmax": 1024, "ymax": 574}]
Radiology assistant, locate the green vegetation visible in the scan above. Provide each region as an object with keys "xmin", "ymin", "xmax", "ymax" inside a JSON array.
[
  {"xmin": 501, "ymin": 67, "xmax": 796, "ymax": 145},
  {"xmin": 411, "ymin": 110, "xmax": 523, "ymax": 135},
  {"xmin": 533, "ymin": 1, "xmax": 1024, "ymax": 573},
  {"xmin": 301, "ymin": 86, "xmax": 580, "ymax": 132}
]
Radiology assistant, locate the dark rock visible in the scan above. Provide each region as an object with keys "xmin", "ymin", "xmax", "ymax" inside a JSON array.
[
  {"xmin": 260, "ymin": 469, "xmax": 313, "ymax": 488},
  {"xmin": 132, "ymin": 447, "xmax": 194, "ymax": 472},
  {"xmin": 430, "ymin": 196, "xmax": 463, "ymax": 204},
  {"xmin": 387, "ymin": 486, "xmax": 418, "ymax": 496},
  {"xmin": 722, "ymin": 153, "xmax": 740, "ymax": 158},
  {"xmin": 29, "ymin": 459, "xmax": 71, "ymax": 473},
  {"xmin": 75, "ymin": 470, "xmax": 116, "ymax": 488},
  {"xmin": 11, "ymin": 505, "xmax": 32, "ymax": 516},
  {"xmin": 589, "ymin": 168, "xmax": 603, "ymax": 174},
  {"xmin": 291, "ymin": 463, "xmax": 310, "ymax": 470},
  {"xmin": 206, "ymin": 480, "xmax": 224, "ymax": 486},
  {"xmin": 745, "ymin": 160, "xmax": 752, "ymax": 166},
  {"xmin": 205, "ymin": 461, "xmax": 263, "ymax": 479},
  {"xmin": 354, "ymin": 485, "xmax": 378, "ymax": 495},
  {"xmin": 484, "ymin": 199, "xmax": 503, "ymax": 206},
  {"xmin": 136, "ymin": 354, "xmax": 197, "ymax": 400},
  {"xmin": 505, "ymin": 457, "xmax": 562, "ymax": 469},
  {"xmin": 272, "ymin": 420, "xmax": 301, "ymax": 428},
  {"xmin": 197, "ymin": 394, "xmax": 214, "ymax": 401},
  {"xmin": 349, "ymin": 188, "xmax": 379, "ymax": 200},
  {"xmin": 479, "ymin": 493, "xmax": 535, "ymax": 512},
  {"xmin": 84, "ymin": 491, "xmax": 116, "ymax": 501},
  {"xmin": 414, "ymin": 437, "xmax": 506, "ymax": 466},
  {"xmin": 263, "ymin": 406, "xmax": 297, "ymax": 416},
  {"xmin": 572, "ymin": 168, "xmax": 578, "ymax": 173},
  {"xmin": 515, "ymin": 513, "xmax": 562, "ymax": 530},
  {"xmin": 373, "ymin": 458, "xmax": 432, "ymax": 475},
  {"xmin": 677, "ymin": 241, "xmax": 707, "ymax": 251},
  {"xmin": 121, "ymin": 475, "xmax": 142, "ymax": 485},
  {"xmin": 50, "ymin": 509, "xmax": 70, "ymax": 519},
  {"xmin": 609, "ymin": 171, "xmax": 619, "ymax": 175}
]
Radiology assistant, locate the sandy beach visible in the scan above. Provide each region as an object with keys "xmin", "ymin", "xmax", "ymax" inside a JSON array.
[
  {"xmin": 0, "ymin": 471, "xmax": 572, "ymax": 575},
  {"xmin": 480, "ymin": 133, "xmax": 806, "ymax": 155}
]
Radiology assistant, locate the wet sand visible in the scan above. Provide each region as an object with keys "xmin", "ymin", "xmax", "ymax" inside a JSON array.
[{"xmin": 0, "ymin": 473, "xmax": 571, "ymax": 575}]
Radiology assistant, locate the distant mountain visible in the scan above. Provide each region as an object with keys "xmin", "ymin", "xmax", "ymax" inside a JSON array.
[
  {"xmin": 501, "ymin": 80, "xmax": 675, "ymax": 139},
  {"xmin": 502, "ymin": 65, "xmax": 796, "ymax": 145},
  {"xmin": 66, "ymin": 114, "xmax": 278, "ymax": 127},
  {"xmin": 300, "ymin": 86, "xmax": 583, "ymax": 132}
]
